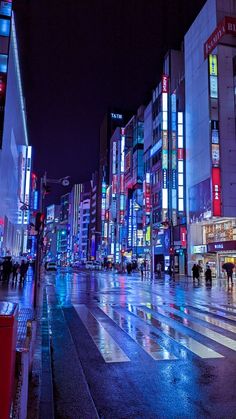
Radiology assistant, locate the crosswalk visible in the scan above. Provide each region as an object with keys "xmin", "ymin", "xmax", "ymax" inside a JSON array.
[{"xmin": 72, "ymin": 300, "xmax": 236, "ymax": 363}]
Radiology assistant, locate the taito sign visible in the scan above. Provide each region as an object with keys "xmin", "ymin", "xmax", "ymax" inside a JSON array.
[
  {"xmin": 204, "ymin": 16, "xmax": 236, "ymax": 58},
  {"xmin": 162, "ymin": 74, "xmax": 169, "ymax": 93}
]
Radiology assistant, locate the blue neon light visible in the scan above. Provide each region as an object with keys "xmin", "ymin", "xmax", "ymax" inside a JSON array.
[
  {"xmin": 0, "ymin": 54, "xmax": 7, "ymax": 72},
  {"xmin": 0, "ymin": 18, "xmax": 10, "ymax": 36},
  {"xmin": 150, "ymin": 139, "xmax": 162, "ymax": 157},
  {"xmin": 0, "ymin": 2, "xmax": 12, "ymax": 17}
]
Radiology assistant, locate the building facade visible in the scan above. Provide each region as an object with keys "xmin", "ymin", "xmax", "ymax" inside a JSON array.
[
  {"xmin": 185, "ymin": 0, "xmax": 236, "ymax": 277},
  {"xmin": 0, "ymin": 12, "xmax": 31, "ymax": 257}
]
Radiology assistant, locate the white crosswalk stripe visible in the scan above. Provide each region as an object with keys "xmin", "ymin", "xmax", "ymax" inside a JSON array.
[
  {"xmin": 73, "ymin": 304, "xmax": 130, "ymax": 363},
  {"xmin": 73, "ymin": 300, "xmax": 236, "ymax": 362},
  {"xmin": 100, "ymin": 304, "xmax": 177, "ymax": 361}
]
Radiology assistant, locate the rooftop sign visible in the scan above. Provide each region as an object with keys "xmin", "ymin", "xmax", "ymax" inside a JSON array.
[{"xmin": 204, "ymin": 16, "xmax": 236, "ymax": 59}]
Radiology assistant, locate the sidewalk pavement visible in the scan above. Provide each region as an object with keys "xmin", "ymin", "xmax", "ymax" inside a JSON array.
[
  {"xmin": 0, "ymin": 267, "xmax": 48, "ymax": 419},
  {"xmin": 0, "ymin": 268, "xmax": 35, "ymax": 348}
]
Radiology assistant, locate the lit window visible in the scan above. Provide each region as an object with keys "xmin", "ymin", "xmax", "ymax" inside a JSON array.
[
  {"xmin": 0, "ymin": 54, "xmax": 7, "ymax": 73},
  {"xmin": 178, "ymin": 199, "xmax": 184, "ymax": 212},
  {"xmin": 178, "ymin": 112, "xmax": 183, "ymax": 124},
  {"xmin": 178, "ymin": 124, "xmax": 183, "ymax": 136},
  {"xmin": 162, "ymin": 120, "xmax": 168, "ymax": 130},
  {"xmin": 178, "ymin": 173, "xmax": 184, "ymax": 186},
  {"xmin": 178, "ymin": 136, "xmax": 183, "ymax": 148},
  {"xmin": 178, "ymin": 186, "xmax": 184, "ymax": 198},
  {"xmin": 0, "ymin": 18, "xmax": 10, "ymax": 37},
  {"xmin": 178, "ymin": 160, "xmax": 184, "ymax": 173}
]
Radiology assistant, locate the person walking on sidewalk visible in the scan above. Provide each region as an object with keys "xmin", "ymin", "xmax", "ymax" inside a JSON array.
[
  {"xmin": 192, "ymin": 264, "xmax": 200, "ymax": 282},
  {"xmin": 140, "ymin": 263, "xmax": 144, "ymax": 280},
  {"xmin": 205, "ymin": 266, "xmax": 212, "ymax": 286},
  {"xmin": 19, "ymin": 260, "xmax": 27, "ymax": 282},
  {"xmin": 12, "ymin": 261, "xmax": 19, "ymax": 281},
  {"xmin": 156, "ymin": 263, "xmax": 162, "ymax": 278}
]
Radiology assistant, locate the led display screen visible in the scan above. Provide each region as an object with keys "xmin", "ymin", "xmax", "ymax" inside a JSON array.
[
  {"xmin": 189, "ymin": 178, "xmax": 212, "ymax": 223},
  {"xmin": 212, "ymin": 144, "xmax": 220, "ymax": 166}
]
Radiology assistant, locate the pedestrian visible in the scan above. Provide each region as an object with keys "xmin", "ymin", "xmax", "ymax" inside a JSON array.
[
  {"xmin": 127, "ymin": 262, "xmax": 132, "ymax": 275},
  {"xmin": 192, "ymin": 264, "xmax": 199, "ymax": 281},
  {"xmin": 140, "ymin": 263, "xmax": 144, "ymax": 280},
  {"xmin": 205, "ymin": 266, "xmax": 212, "ymax": 285},
  {"xmin": 2, "ymin": 257, "xmax": 12, "ymax": 281},
  {"xmin": 12, "ymin": 261, "xmax": 19, "ymax": 281},
  {"xmin": 19, "ymin": 260, "xmax": 27, "ymax": 282},
  {"xmin": 224, "ymin": 265, "xmax": 234, "ymax": 285},
  {"xmin": 156, "ymin": 262, "xmax": 162, "ymax": 278}
]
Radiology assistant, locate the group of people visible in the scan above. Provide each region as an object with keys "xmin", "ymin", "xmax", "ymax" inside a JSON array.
[
  {"xmin": 192, "ymin": 262, "xmax": 235, "ymax": 285},
  {"xmin": 192, "ymin": 263, "xmax": 212, "ymax": 284},
  {"xmin": 0, "ymin": 258, "xmax": 29, "ymax": 282}
]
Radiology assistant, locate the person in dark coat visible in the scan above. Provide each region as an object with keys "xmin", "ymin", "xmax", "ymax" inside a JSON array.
[
  {"xmin": 192, "ymin": 264, "xmax": 199, "ymax": 281},
  {"xmin": 2, "ymin": 257, "xmax": 12, "ymax": 281},
  {"xmin": 225, "ymin": 266, "xmax": 234, "ymax": 285},
  {"xmin": 126, "ymin": 262, "xmax": 132, "ymax": 275},
  {"xmin": 12, "ymin": 262, "xmax": 19, "ymax": 281},
  {"xmin": 205, "ymin": 266, "xmax": 212, "ymax": 285},
  {"xmin": 19, "ymin": 260, "xmax": 27, "ymax": 281}
]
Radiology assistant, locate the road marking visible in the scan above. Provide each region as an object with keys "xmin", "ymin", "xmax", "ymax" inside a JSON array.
[
  {"xmin": 128, "ymin": 305, "xmax": 223, "ymax": 359},
  {"xmin": 146, "ymin": 304, "xmax": 236, "ymax": 353},
  {"xmin": 73, "ymin": 304, "xmax": 130, "ymax": 363},
  {"xmin": 100, "ymin": 305, "xmax": 177, "ymax": 361},
  {"xmin": 187, "ymin": 303, "xmax": 236, "ymax": 322},
  {"xmin": 169, "ymin": 304, "xmax": 236, "ymax": 334}
]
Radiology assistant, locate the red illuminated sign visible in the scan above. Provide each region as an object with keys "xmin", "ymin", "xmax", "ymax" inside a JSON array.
[
  {"xmin": 180, "ymin": 226, "xmax": 187, "ymax": 248},
  {"xmin": 162, "ymin": 74, "xmax": 169, "ymax": 93},
  {"xmin": 204, "ymin": 16, "xmax": 236, "ymax": 58},
  {"xmin": 178, "ymin": 148, "xmax": 184, "ymax": 160},
  {"xmin": 212, "ymin": 167, "xmax": 221, "ymax": 216}
]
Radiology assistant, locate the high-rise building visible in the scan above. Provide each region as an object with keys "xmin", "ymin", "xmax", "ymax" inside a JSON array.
[
  {"xmin": 88, "ymin": 171, "xmax": 98, "ymax": 260},
  {"xmin": 144, "ymin": 49, "xmax": 187, "ymax": 274},
  {"xmin": 185, "ymin": 0, "xmax": 236, "ymax": 277},
  {"xmin": 0, "ymin": 11, "xmax": 31, "ymax": 257},
  {"xmin": 97, "ymin": 110, "xmax": 132, "ymax": 259}
]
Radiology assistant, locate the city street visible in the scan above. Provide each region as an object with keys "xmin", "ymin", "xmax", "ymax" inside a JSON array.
[{"xmin": 43, "ymin": 269, "xmax": 236, "ymax": 418}]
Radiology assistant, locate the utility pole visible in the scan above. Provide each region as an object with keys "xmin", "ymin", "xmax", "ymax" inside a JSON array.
[{"xmin": 34, "ymin": 172, "xmax": 70, "ymax": 309}]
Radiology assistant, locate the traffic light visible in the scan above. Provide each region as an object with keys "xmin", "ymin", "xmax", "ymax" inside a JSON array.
[
  {"xmin": 169, "ymin": 246, "xmax": 175, "ymax": 255},
  {"xmin": 35, "ymin": 212, "xmax": 45, "ymax": 232}
]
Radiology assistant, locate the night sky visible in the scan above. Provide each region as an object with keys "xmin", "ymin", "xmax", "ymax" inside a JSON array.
[{"xmin": 14, "ymin": 0, "xmax": 206, "ymax": 202}]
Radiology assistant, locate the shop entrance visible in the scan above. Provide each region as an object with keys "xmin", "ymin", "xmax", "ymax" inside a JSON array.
[{"xmin": 218, "ymin": 254, "xmax": 236, "ymax": 278}]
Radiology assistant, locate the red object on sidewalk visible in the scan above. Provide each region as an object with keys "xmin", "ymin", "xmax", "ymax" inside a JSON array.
[{"xmin": 0, "ymin": 302, "xmax": 18, "ymax": 419}]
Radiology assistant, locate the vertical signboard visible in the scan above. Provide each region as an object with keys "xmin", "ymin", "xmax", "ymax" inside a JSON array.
[
  {"xmin": 212, "ymin": 167, "xmax": 221, "ymax": 216},
  {"xmin": 0, "ymin": 0, "xmax": 13, "ymax": 148},
  {"xmin": 209, "ymin": 54, "xmax": 221, "ymax": 216},
  {"xmin": 161, "ymin": 75, "xmax": 169, "ymax": 218}
]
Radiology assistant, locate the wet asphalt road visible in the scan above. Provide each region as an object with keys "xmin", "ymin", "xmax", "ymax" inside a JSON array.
[{"xmin": 44, "ymin": 269, "xmax": 236, "ymax": 418}]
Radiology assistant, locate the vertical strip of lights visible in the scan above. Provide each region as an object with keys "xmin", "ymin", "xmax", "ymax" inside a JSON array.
[
  {"xmin": 23, "ymin": 145, "xmax": 32, "ymax": 224},
  {"xmin": 0, "ymin": 1, "xmax": 13, "ymax": 148},
  {"xmin": 162, "ymin": 75, "xmax": 169, "ymax": 219},
  {"xmin": 12, "ymin": 13, "xmax": 28, "ymax": 146},
  {"xmin": 171, "ymin": 93, "xmax": 177, "ymax": 224},
  {"xmin": 209, "ymin": 54, "xmax": 221, "ymax": 216},
  {"xmin": 120, "ymin": 128, "xmax": 125, "ymax": 225},
  {"xmin": 177, "ymin": 112, "xmax": 184, "ymax": 212}
]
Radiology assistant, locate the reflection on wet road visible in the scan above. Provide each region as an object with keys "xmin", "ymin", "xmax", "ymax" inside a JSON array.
[
  {"xmin": 74, "ymin": 304, "xmax": 130, "ymax": 363},
  {"xmin": 46, "ymin": 269, "xmax": 236, "ymax": 418},
  {"xmin": 47, "ymin": 269, "xmax": 236, "ymax": 362}
]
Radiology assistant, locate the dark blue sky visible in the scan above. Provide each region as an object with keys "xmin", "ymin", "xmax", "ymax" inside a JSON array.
[{"xmin": 14, "ymin": 0, "xmax": 206, "ymax": 200}]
